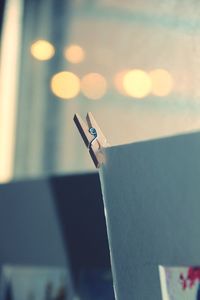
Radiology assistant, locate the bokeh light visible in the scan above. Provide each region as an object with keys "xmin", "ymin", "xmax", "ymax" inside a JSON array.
[
  {"xmin": 149, "ymin": 69, "xmax": 173, "ymax": 97},
  {"xmin": 30, "ymin": 40, "xmax": 55, "ymax": 61},
  {"xmin": 64, "ymin": 44, "xmax": 85, "ymax": 64},
  {"xmin": 123, "ymin": 69, "xmax": 152, "ymax": 98},
  {"xmin": 81, "ymin": 73, "xmax": 107, "ymax": 100},
  {"xmin": 113, "ymin": 70, "xmax": 129, "ymax": 96},
  {"xmin": 51, "ymin": 71, "xmax": 80, "ymax": 100}
]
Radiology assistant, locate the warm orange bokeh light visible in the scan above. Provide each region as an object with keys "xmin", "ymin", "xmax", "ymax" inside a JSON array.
[
  {"xmin": 64, "ymin": 44, "xmax": 85, "ymax": 64},
  {"xmin": 81, "ymin": 73, "xmax": 107, "ymax": 100},
  {"xmin": 113, "ymin": 70, "xmax": 130, "ymax": 96},
  {"xmin": 123, "ymin": 69, "xmax": 152, "ymax": 99},
  {"xmin": 50, "ymin": 71, "xmax": 80, "ymax": 99},
  {"xmin": 149, "ymin": 69, "xmax": 173, "ymax": 97},
  {"xmin": 30, "ymin": 40, "xmax": 55, "ymax": 61}
]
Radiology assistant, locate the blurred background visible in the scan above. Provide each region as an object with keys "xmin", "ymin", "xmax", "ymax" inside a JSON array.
[
  {"xmin": 1, "ymin": 0, "xmax": 200, "ymax": 299},
  {"xmin": 2, "ymin": 0, "xmax": 200, "ymax": 182}
]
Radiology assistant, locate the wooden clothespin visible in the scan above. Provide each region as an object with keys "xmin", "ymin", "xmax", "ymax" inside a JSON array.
[{"xmin": 74, "ymin": 112, "xmax": 109, "ymax": 168}]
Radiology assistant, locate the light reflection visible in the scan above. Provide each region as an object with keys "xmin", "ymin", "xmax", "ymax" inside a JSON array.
[
  {"xmin": 81, "ymin": 73, "xmax": 107, "ymax": 100},
  {"xmin": 0, "ymin": 0, "xmax": 23, "ymax": 183},
  {"xmin": 149, "ymin": 69, "xmax": 173, "ymax": 97},
  {"xmin": 64, "ymin": 44, "xmax": 85, "ymax": 64},
  {"xmin": 51, "ymin": 71, "xmax": 80, "ymax": 99},
  {"xmin": 113, "ymin": 70, "xmax": 129, "ymax": 96},
  {"xmin": 30, "ymin": 39, "xmax": 55, "ymax": 61},
  {"xmin": 123, "ymin": 69, "xmax": 152, "ymax": 98}
]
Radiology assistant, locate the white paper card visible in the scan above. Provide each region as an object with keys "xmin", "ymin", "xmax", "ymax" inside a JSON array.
[
  {"xmin": 99, "ymin": 131, "xmax": 200, "ymax": 300},
  {"xmin": 159, "ymin": 266, "xmax": 200, "ymax": 300}
]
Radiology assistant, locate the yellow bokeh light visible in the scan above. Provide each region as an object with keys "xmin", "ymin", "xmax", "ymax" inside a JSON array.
[
  {"xmin": 64, "ymin": 44, "xmax": 85, "ymax": 64},
  {"xmin": 123, "ymin": 69, "xmax": 152, "ymax": 99},
  {"xmin": 113, "ymin": 70, "xmax": 129, "ymax": 96},
  {"xmin": 81, "ymin": 73, "xmax": 107, "ymax": 100},
  {"xmin": 30, "ymin": 40, "xmax": 55, "ymax": 61},
  {"xmin": 51, "ymin": 71, "xmax": 80, "ymax": 100},
  {"xmin": 149, "ymin": 69, "xmax": 173, "ymax": 97}
]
